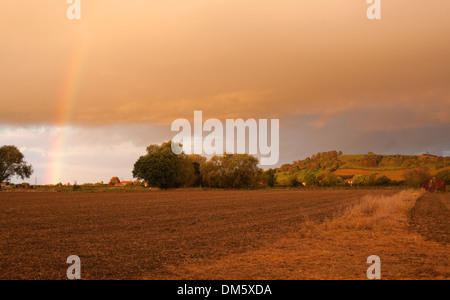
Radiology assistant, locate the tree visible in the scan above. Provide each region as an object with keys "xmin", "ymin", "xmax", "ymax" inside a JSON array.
[
  {"xmin": 132, "ymin": 142, "xmax": 192, "ymax": 189},
  {"xmin": 200, "ymin": 156, "xmax": 223, "ymax": 188},
  {"xmin": 360, "ymin": 153, "xmax": 383, "ymax": 168},
  {"xmin": 303, "ymin": 170, "xmax": 318, "ymax": 187},
  {"xmin": 0, "ymin": 146, "xmax": 33, "ymax": 185},
  {"xmin": 177, "ymin": 155, "xmax": 197, "ymax": 188},
  {"xmin": 319, "ymin": 171, "xmax": 343, "ymax": 187},
  {"xmin": 200, "ymin": 154, "xmax": 261, "ymax": 189},
  {"xmin": 221, "ymin": 154, "xmax": 261, "ymax": 189},
  {"xmin": 287, "ymin": 174, "xmax": 301, "ymax": 187},
  {"xmin": 263, "ymin": 169, "xmax": 277, "ymax": 187},
  {"xmin": 436, "ymin": 169, "xmax": 450, "ymax": 185},
  {"xmin": 186, "ymin": 154, "xmax": 206, "ymax": 187},
  {"xmin": 353, "ymin": 174, "xmax": 369, "ymax": 186},
  {"xmin": 403, "ymin": 167, "xmax": 433, "ymax": 188},
  {"xmin": 109, "ymin": 177, "xmax": 121, "ymax": 186},
  {"xmin": 367, "ymin": 173, "xmax": 377, "ymax": 186},
  {"xmin": 375, "ymin": 175, "xmax": 392, "ymax": 186}
]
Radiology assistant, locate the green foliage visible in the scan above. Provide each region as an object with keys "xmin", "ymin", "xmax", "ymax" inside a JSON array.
[
  {"xmin": 132, "ymin": 142, "xmax": 195, "ymax": 189},
  {"xmin": 375, "ymin": 175, "xmax": 392, "ymax": 186},
  {"xmin": 340, "ymin": 154, "xmax": 450, "ymax": 171},
  {"xmin": 0, "ymin": 145, "xmax": 33, "ymax": 184},
  {"xmin": 263, "ymin": 169, "xmax": 277, "ymax": 187},
  {"xmin": 279, "ymin": 151, "xmax": 343, "ymax": 173},
  {"xmin": 352, "ymin": 175, "xmax": 369, "ymax": 186},
  {"xmin": 360, "ymin": 152, "xmax": 383, "ymax": 168},
  {"xmin": 287, "ymin": 174, "xmax": 302, "ymax": 187},
  {"xmin": 200, "ymin": 154, "xmax": 261, "ymax": 189},
  {"xmin": 436, "ymin": 169, "xmax": 450, "ymax": 185},
  {"xmin": 403, "ymin": 167, "xmax": 433, "ymax": 188},
  {"xmin": 178, "ymin": 156, "xmax": 197, "ymax": 187},
  {"xmin": 109, "ymin": 177, "xmax": 121, "ymax": 186},
  {"xmin": 318, "ymin": 171, "xmax": 343, "ymax": 187},
  {"xmin": 187, "ymin": 155, "xmax": 206, "ymax": 187},
  {"xmin": 304, "ymin": 170, "xmax": 319, "ymax": 187},
  {"xmin": 367, "ymin": 173, "xmax": 377, "ymax": 186}
]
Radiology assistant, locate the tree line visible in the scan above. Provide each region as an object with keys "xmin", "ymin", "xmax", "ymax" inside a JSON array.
[
  {"xmin": 132, "ymin": 143, "xmax": 450, "ymax": 189},
  {"xmin": 1, "ymin": 143, "xmax": 449, "ymax": 190},
  {"xmin": 132, "ymin": 142, "xmax": 276, "ymax": 189}
]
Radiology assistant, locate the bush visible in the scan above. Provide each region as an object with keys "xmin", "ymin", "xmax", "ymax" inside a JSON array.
[
  {"xmin": 304, "ymin": 170, "xmax": 319, "ymax": 187},
  {"xmin": 263, "ymin": 169, "xmax": 277, "ymax": 187},
  {"xmin": 360, "ymin": 152, "xmax": 382, "ymax": 168},
  {"xmin": 403, "ymin": 167, "xmax": 433, "ymax": 187},
  {"xmin": 109, "ymin": 177, "xmax": 121, "ymax": 186},
  {"xmin": 200, "ymin": 154, "xmax": 261, "ymax": 189},
  {"xmin": 436, "ymin": 169, "xmax": 450, "ymax": 185},
  {"xmin": 353, "ymin": 175, "xmax": 369, "ymax": 186},
  {"xmin": 287, "ymin": 174, "xmax": 302, "ymax": 187},
  {"xmin": 375, "ymin": 175, "xmax": 392, "ymax": 186},
  {"xmin": 133, "ymin": 142, "xmax": 195, "ymax": 189},
  {"xmin": 319, "ymin": 171, "xmax": 343, "ymax": 187}
]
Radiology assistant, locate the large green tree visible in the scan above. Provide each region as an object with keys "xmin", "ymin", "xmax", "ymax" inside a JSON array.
[
  {"xmin": 132, "ymin": 142, "xmax": 195, "ymax": 189},
  {"xmin": 0, "ymin": 146, "xmax": 33, "ymax": 184},
  {"xmin": 200, "ymin": 154, "xmax": 261, "ymax": 189},
  {"xmin": 263, "ymin": 169, "xmax": 277, "ymax": 187}
]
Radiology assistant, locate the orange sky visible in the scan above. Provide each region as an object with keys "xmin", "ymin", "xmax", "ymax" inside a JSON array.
[
  {"xmin": 1, "ymin": 1, "xmax": 449, "ymax": 126},
  {"xmin": 0, "ymin": 1, "xmax": 449, "ymax": 184}
]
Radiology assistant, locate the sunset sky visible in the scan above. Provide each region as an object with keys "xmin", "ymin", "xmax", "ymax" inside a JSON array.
[{"xmin": 1, "ymin": 1, "xmax": 449, "ymax": 184}]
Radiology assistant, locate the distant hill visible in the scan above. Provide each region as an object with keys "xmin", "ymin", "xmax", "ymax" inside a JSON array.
[{"xmin": 276, "ymin": 152, "xmax": 450, "ymax": 182}]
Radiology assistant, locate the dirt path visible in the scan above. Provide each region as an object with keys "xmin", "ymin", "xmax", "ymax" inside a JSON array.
[{"xmin": 409, "ymin": 193, "xmax": 450, "ymax": 245}]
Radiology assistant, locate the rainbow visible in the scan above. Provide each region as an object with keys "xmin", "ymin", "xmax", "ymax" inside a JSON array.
[{"xmin": 46, "ymin": 36, "xmax": 90, "ymax": 185}]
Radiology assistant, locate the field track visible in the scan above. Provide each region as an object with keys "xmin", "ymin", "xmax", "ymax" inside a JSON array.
[
  {"xmin": 409, "ymin": 193, "xmax": 450, "ymax": 245},
  {"xmin": 0, "ymin": 189, "xmax": 397, "ymax": 280}
]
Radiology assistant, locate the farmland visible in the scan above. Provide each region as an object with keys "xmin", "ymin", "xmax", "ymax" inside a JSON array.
[{"xmin": 0, "ymin": 189, "xmax": 448, "ymax": 280}]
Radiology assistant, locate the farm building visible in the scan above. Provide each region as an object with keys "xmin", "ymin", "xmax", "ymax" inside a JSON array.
[
  {"xmin": 344, "ymin": 179, "xmax": 354, "ymax": 186},
  {"xmin": 422, "ymin": 178, "xmax": 446, "ymax": 192}
]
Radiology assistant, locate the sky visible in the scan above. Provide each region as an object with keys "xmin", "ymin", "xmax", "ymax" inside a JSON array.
[{"xmin": 0, "ymin": 1, "xmax": 449, "ymax": 184}]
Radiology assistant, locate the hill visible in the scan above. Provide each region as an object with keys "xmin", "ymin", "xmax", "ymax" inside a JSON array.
[{"xmin": 276, "ymin": 152, "xmax": 450, "ymax": 183}]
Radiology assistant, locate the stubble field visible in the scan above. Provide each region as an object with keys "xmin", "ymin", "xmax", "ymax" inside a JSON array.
[{"xmin": 0, "ymin": 189, "xmax": 448, "ymax": 280}]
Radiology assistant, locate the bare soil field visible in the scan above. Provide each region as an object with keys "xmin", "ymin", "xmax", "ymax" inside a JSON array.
[{"xmin": 0, "ymin": 189, "xmax": 448, "ymax": 280}]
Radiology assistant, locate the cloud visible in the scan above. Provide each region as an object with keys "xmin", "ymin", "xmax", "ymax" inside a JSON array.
[
  {"xmin": 1, "ymin": 1, "xmax": 449, "ymax": 183},
  {"xmin": 0, "ymin": 125, "xmax": 169, "ymax": 184},
  {"xmin": 0, "ymin": 1, "xmax": 449, "ymax": 128}
]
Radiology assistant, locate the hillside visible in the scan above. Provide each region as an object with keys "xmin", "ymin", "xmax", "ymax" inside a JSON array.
[
  {"xmin": 338, "ymin": 154, "xmax": 449, "ymax": 171},
  {"xmin": 277, "ymin": 152, "xmax": 450, "ymax": 183}
]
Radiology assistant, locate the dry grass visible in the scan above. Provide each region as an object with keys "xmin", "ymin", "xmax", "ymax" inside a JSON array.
[{"xmin": 323, "ymin": 189, "xmax": 424, "ymax": 231}]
